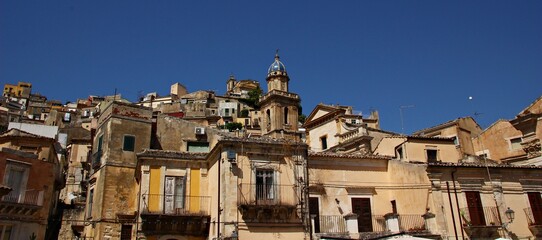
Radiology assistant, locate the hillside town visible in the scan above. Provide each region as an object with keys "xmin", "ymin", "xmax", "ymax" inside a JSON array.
[{"xmin": 1, "ymin": 54, "xmax": 541, "ymax": 240}]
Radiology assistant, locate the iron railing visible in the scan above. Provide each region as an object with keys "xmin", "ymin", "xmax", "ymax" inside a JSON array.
[
  {"xmin": 398, "ymin": 214, "xmax": 426, "ymax": 232},
  {"xmin": 1, "ymin": 189, "xmax": 44, "ymax": 206},
  {"xmin": 141, "ymin": 194, "xmax": 210, "ymax": 216},
  {"xmin": 91, "ymin": 150, "xmax": 102, "ymax": 169},
  {"xmin": 369, "ymin": 215, "xmax": 387, "ymax": 232},
  {"xmin": 317, "ymin": 215, "xmax": 348, "ymax": 233},
  {"xmin": 460, "ymin": 207, "xmax": 502, "ymax": 226},
  {"xmin": 524, "ymin": 207, "xmax": 542, "ymax": 226},
  {"xmin": 238, "ymin": 183, "xmax": 298, "ymax": 206}
]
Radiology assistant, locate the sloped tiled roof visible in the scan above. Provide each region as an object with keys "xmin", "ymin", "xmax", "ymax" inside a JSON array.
[
  {"xmin": 137, "ymin": 149, "xmax": 207, "ymax": 160},
  {"xmin": 413, "ymin": 116, "xmax": 478, "ymax": 135},
  {"xmin": 518, "ymin": 95, "xmax": 542, "ymax": 115},
  {"xmin": 385, "ymin": 135, "xmax": 455, "ymax": 141},
  {"xmin": 428, "ymin": 161, "xmax": 542, "ymax": 169},
  {"xmin": 0, "ymin": 128, "xmax": 53, "ymax": 140},
  {"xmin": 309, "ymin": 151, "xmax": 391, "ymax": 160}
]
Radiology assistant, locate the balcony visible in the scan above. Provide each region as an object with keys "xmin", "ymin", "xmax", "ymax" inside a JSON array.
[
  {"xmin": 140, "ymin": 194, "xmax": 210, "ymax": 236},
  {"xmin": 317, "ymin": 215, "xmax": 347, "ymax": 234},
  {"xmin": 141, "ymin": 194, "xmax": 210, "ymax": 216},
  {"xmin": 398, "ymin": 214, "xmax": 426, "ymax": 232},
  {"xmin": 524, "ymin": 207, "xmax": 542, "ymax": 237},
  {"xmin": 312, "ymin": 215, "xmax": 387, "ymax": 239},
  {"xmin": 0, "ymin": 190, "xmax": 44, "ymax": 216},
  {"xmin": 237, "ymin": 183, "xmax": 301, "ymax": 224},
  {"xmin": 461, "ymin": 207, "xmax": 502, "ymax": 239},
  {"xmin": 91, "ymin": 150, "xmax": 102, "ymax": 169},
  {"xmin": 338, "ymin": 128, "xmax": 369, "ymax": 143}
]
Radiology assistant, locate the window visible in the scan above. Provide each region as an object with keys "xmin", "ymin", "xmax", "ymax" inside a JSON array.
[
  {"xmin": 309, "ymin": 197, "xmax": 321, "ymax": 233},
  {"xmin": 528, "ymin": 192, "xmax": 542, "ymax": 225},
  {"xmin": 320, "ymin": 136, "xmax": 328, "ymax": 150},
  {"xmin": 509, "ymin": 137, "xmax": 522, "ymax": 150},
  {"xmin": 0, "ymin": 225, "xmax": 12, "ymax": 240},
  {"xmin": 352, "ymin": 197, "xmax": 373, "ymax": 232},
  {"xmin": 451, "ymin": 136, "xmax": 459, "ymax": 146},
  {"xmin": 256, "ymin": 169, "xmax": 275, "ymax": 201},
  {"xmin": 284, "ymin": 107, "xmax": 289, "ymax": 124},
  {"xmin": 123, "ymin": 135, "xmax": 135, "ymax": 152},
  {"xmin": 3, "ymin": 163, "xmax": 29, "ymax": 203},
  {"xmin": 426, "ymin": 149, "xmax": 438, "ymax": 162},
  {"xmin": 465, "ymin": 191, "xmax": 485, "ymax": 226},
  {"xmin": 87, "ymin": 189, "xmax": 94, "ymax": 219},
  {"xmin": 225, "ymin": 108, "xmax": 230, "ymax": 116},
  {"xmin": 164, "ymin": 176, "xmax": 185, "ymax": 214},
  {"xmin": 120, "ymin": 225, "xmax": 132, "ymax": 240},
  {"xmin": 187, "ymin": 142, "xmax": 209, "ymax": 153}
]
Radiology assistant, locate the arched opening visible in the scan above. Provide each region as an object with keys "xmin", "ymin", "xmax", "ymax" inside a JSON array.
[
  {"xmin": 284, "ymin": 107, "xmax": 289, "ymax": 124},
  {"xmin": 266, "ymin": 109, "xmax": 271, "ymax": 127}
]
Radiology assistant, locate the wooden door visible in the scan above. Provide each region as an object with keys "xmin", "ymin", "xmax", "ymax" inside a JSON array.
[
  {"xmin": 309, "ymin": 197, "xmax": 320, "ymax": 233},
  {"xmin": 528, "ymin": 192, "xmax": 542, "ymax": 225},
  {"xmin": 352, "ymin": 198, "xmax": 373, "ymax": 232},
  {"xmin": 465, "ymin": 191, "xmax": 486, "ymax": 226}
]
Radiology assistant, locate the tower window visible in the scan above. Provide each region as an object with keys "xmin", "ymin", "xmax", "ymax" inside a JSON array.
[
  {"xmin": 284, "ymin": 107, "xmax": 289, "ymax": 124},
  {"xmin": 123, "ymin": 135, "xmax": 136, "ymax": 152},
  {"xmin": 266, "ymin": 109, "xmax": 271, "ymax": 125}
]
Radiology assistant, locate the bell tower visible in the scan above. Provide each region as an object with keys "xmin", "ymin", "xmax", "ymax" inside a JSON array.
[{"xmin": 259, "ymin": 51, "xmax": 301, "ymax": 141}]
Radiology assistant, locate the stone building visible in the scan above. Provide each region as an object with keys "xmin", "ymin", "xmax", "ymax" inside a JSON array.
[
  {"xmin": 57, "ymin": 127, "xmax": 92, "ymax": 239},
  {"xmin": 413, "ymin": 117, "xmax": 483, "ymax": 158},
  {"xmin": 471, "ymin": 119, "xmax": 525, "ymax": 163},
  {"xmin": 303, "ymin": 104, "xmax": 383, "ymax": 153},
  {"xmin": 136, "ymin": 149, "xmax": 209, "ymax": 240},
  {"xmin": 82, "ymin": 101, "xmax": 152, "ymax": 239},
  {"xmin": 2, "ymin": 82, "xmax": 32, "ymax": 99},
  {"xmin": 509, "ymin": 96, "xmax": 542, "ymax": 165},
  {"xmin": 0, "ymin": 128, "xmax": 63, "ymax": 240},
  {"xmin": 259, "ymin": 53, "xmax": 301, "ymax": 141}
]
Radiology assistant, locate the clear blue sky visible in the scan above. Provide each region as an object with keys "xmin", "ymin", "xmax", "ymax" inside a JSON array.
[{"xmin": 1, "ymin": 1, "xmax": 541, "ymax": 134}]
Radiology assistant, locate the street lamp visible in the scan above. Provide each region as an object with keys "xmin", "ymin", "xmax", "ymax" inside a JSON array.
[{"xmin": 505, "ymin": 207, "xmax": 515, "ymax": 223}]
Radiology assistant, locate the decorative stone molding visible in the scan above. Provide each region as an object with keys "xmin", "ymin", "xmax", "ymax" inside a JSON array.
[{"xmin": 523, "ymin": 139, "xmax": 541, "ymax": 158}]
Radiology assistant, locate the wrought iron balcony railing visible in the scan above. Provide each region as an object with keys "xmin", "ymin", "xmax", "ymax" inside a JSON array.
[
  {"xmin": 398, "ymin": 214, "xmax": 426, "ymax": 232},
  {"xmin": 524, "ymin": 207, "xmax": 542, "ymax": 226},
  {"xmin": 314, "ymin": 215, "xmax": 347, "ymax": 233},
  {"xmin": 312, "ymin": 215, "xmax": 387, "ymax": 234},
  {"xmin": 1, "ymin": 189, "xmax": 44, "ymax": 206},
  {"xmin": 238, "ymin": 183, "xmax": 298, "ymax": 206},
  {"xmin": 460, "ymin": 207, "xmax": 502, "ymax": 227},
  {"xmin": 141, "ymin": 194, "xmax": 211, "ymax": 216},
  {"xmin": 91, "ymin": 150, "xmax": 102, "ymax": 169}
]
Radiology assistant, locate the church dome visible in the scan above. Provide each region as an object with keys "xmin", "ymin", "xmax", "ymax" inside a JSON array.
[{"xmin": 267, "ymin": 53, "xmax": 286, "ymax": 74}]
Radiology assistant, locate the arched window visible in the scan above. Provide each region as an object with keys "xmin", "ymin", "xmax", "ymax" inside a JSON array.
[
  {"xmin": 266, "ymin": 109, "xmax": 271, "ymax": 125},
  {"xmin": 284, "ymin": 107, "xmax": 289, "ymax": 124}
]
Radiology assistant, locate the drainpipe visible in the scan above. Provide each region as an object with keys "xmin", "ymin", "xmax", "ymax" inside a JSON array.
[
  {"xmin": 451, "ymin": 168, "xmax": 465, "ymax": 239},
  {"xmin": 446, "ymin": 182, "xmax": 459, "ymax": 240},
  {"xmin": 217, "ymin": 150, "xmax": 222, "ymax": 239},
  {"xmin": 135, "ymin": 169, "xmax": 142, "ymax": 239}
]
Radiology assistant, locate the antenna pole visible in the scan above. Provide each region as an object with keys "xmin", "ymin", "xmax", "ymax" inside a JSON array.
[{"xmin": 400, "ymin": 105, "xmax": 415, "ymax": 134}]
